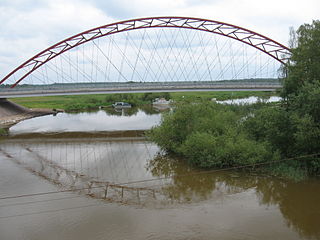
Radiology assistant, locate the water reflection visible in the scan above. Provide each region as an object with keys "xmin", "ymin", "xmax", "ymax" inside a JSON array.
[
  {"xmin": 103, "ymin": 105, "xmax": 165, "ymax": 116},
  {"xmin": 147, "ymin": 154, "xmax": 243, "ymax": 201},
  {"xmin": 2, "ymin": 134, "xmax": 157, "ymax": 184},
  {"xmin": 256, "ymin": 178, "xmax": 320, "ymax": 239},
  {"xmin": 103, "ymin": 106, "xmax": 139, "ymax": 116},
  {"xmin": 9, "ymin": 107, "xmax": 162, "ymax": 134},
  {"xmin": 1, "ymin": 131, "xmax": 319, "ymax": 239},
  {"xmin": 147, "ymin": 154, "xmax": 320, "ymax": 239}
]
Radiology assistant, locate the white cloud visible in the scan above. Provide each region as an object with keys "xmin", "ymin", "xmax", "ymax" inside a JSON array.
[
  {"xmin": 0, "ymin": 0, "xmax": 319, "ymax": 80},
  {"xmin": 0, "ymin": 0, "xmax": 113, "ymax": 78}
]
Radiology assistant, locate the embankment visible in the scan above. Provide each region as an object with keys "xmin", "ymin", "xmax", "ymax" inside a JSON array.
[{"xmin": 0, "ymin": 98, "xmax": 54, "ymax": 127}]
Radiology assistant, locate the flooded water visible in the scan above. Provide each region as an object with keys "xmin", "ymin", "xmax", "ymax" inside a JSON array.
[
  {"xmin": 1, "ymin": 105, "xmax": 320, "ymax": 240},
  {"xmin": 217, "ymin": 96, "xmax": 282, "ymax": 105},
  {"xmin": 9, "ymin": 107, "xmax": 162, "ymax": 134}
]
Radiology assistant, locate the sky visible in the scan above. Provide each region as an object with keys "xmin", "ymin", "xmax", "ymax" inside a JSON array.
[{"xmin": 0, "ymin": 0, "xmax": 319, "ymax": 80}]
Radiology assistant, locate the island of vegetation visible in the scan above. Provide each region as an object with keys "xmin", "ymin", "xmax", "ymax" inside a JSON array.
[{"xmin": 148, "ymin": 20, "xmax": 320, "ymax": 180}]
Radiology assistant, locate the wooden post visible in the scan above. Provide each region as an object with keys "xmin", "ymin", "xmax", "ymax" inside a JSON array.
[
  {"xmin": 121, "ymin": 187, "xmax": 124, "ymax": 200},
  {"xmin": 152, "ymin": 189, "xmax": 156, "ymax": 199},
  {"xmin": 137, "ymin": 189, "xmax": 140, "ymax": 203},
  {"xmin": 104, "ymin": 184, "xmax": 109, "ymax": 199},
  {"xmin": 87, "ymin": 182, "xmax": 93, "ymax": 194}
]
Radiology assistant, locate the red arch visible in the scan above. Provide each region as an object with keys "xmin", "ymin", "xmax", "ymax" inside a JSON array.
[{"xmin": 1, "ymin": 16, "xmax": 290, "ymax": 88}]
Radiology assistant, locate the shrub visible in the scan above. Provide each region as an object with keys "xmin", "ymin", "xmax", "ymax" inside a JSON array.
[{"xmin": 149, "ymin": 102, "xmax": 279, "ymax": 169}]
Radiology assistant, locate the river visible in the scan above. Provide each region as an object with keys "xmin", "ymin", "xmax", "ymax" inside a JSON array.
[{"xmin": 0, "ymin": 101, "xmax": 319, "ymax": 240}]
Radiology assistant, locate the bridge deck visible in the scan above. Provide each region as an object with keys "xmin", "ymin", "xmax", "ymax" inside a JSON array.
[{"xmin": 0, "ymin": 81, "xmax": 281, "ymax": 98}]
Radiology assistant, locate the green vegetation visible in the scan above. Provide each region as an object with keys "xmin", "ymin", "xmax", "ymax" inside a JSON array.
[
  {"xmin": 170, "ymin": 91, "xmax": 276, "ymax": 102},
  {"xmin": 10, "ymin": 92, "xmax": 170, "ymax": 111},
  {"xmin": 0, "ymin": 128, "xmax": 8, "ymax": 136},
  {"xmin": 10, "ymin": 95, "xmax": 107, "ymax": 110},
  {"xmin": 10, "ymin": 91, "xmax": 276, "ymax": 111},
  {"xmin": 149, "ymin": 20, "xmax": 320, "ymax": 180},
  {"xmin": 149, "ymin": 103, "xmax": 279, "ymax": 168}
]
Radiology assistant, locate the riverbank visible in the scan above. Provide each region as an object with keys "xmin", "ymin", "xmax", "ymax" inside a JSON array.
[
  {"xmin": 9, "ymin": 91, "xmax": 278, "ymax": 111},
  {"xmin": 0, "ymin": 108, "xmax": 57, "ymax": 128},
  {"xmin": 0, "ymin": 98, "xmax": 58, "ymax": 128}
]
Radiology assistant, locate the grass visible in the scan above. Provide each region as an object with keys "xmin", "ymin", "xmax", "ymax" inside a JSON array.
[
  {"xmin": 170, "ymin": 91, "xmax": 278, "ymax": 101},
  {"xmin": 10, "ymin": 91, "xmax": 279, "ymax": 110},
  {"xmin": 9, "ymin": 95, "xmax": 108, "ymax": 109}
]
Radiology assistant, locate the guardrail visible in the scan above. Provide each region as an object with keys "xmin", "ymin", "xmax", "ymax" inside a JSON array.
[{"xmin": 0, "ymin": 82, "xmax": 281, "ymax": 98}]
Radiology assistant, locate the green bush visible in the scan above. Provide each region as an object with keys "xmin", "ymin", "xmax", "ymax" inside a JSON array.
[
  {"xmin": 243, "ymin": 107, "xmax": 296, "ymax": 156},
  {"xmin": 179, "ymin": 131, "xmax": 277, "ymax": 168},
  {"xmin": 149, "ymin": 102, "xmax": 279, "ymax": 169},
  {"xmin": 142, "ymin": 92, "xmax": 171, "ymax": 102}
]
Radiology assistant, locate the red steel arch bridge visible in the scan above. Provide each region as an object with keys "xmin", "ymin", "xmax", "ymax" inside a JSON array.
[{"xmin": 0, "ymin": 17, "xmax": 290, "ymax": 98}]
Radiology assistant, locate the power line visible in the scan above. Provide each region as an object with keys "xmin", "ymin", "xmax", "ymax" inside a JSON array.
[
  {"xmin": 0, "ymin": 152, "xmax": 318, "ymax": 220},
  {"xmin": 117, "ymin": 152, "xmax": 320, "ymax": 186},
  {"xmin": 0, "ymin": 195, "xmax": 81, "ymax": 208},
  {"xmin": 0, "ymin": 152, "xmax": 318, "ymax": 202},
  {"xmin": 0, "ymin": 203, "xmax": 100, "ymax": 220},
  {"xmin": 0, "ymin": 186, "xmax": 104, "ymax": 201}
]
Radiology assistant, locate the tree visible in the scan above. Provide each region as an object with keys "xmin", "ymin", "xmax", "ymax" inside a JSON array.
[
  {"xmin": 280, "ymin": 20, "xmax": 320, "ymax": 174},
  {"xmin": 282, "ymin": 20, "xmax": 320, "ymax": 99}
]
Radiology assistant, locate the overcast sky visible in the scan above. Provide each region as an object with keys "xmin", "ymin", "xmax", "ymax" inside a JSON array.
[{"xmin": 0, "ymin": 0, "xmax": 319, "ymax": 79}]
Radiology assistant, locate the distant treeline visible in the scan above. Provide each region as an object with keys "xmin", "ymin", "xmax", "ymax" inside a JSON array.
[{"xmin": 0, "ymin": 78, "xmax": 280, "ymax": 89}]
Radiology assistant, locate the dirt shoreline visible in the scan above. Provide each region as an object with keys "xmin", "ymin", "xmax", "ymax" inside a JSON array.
[{"xmin": 0, "ymin": 109, "xmax": 57, "ymax": 128}]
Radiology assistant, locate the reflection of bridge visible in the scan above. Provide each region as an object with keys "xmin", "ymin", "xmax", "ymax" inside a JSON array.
[
  {"xmin": 0, "ymin": 131, "xmax": 246, "ymax": 206},
  {"xmin": 0, "ymin": 132, "xmax": 164, "ymax": 205},
  {"xmin": 1, "ymin": 132, "xmax": 319, "ymax": 237},
  {"xmin": 0, "ymin": 17, "xmax": 289, "ymax": 97}
]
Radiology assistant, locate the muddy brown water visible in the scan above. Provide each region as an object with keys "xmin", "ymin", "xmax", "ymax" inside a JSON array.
[{"xmin": 0, "ymin": 108, "xmax": 319, "ymax": 240}]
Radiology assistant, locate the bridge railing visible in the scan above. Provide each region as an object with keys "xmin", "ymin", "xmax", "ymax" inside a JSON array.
[{"xmin": 0, "ymin": 80, "xmax": 282, "ymax": 98}]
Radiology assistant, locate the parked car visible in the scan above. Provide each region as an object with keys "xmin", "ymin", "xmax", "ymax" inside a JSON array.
[{"xmin": 112, "ymin": 102, "xmax": 132, "ymax": 108}]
